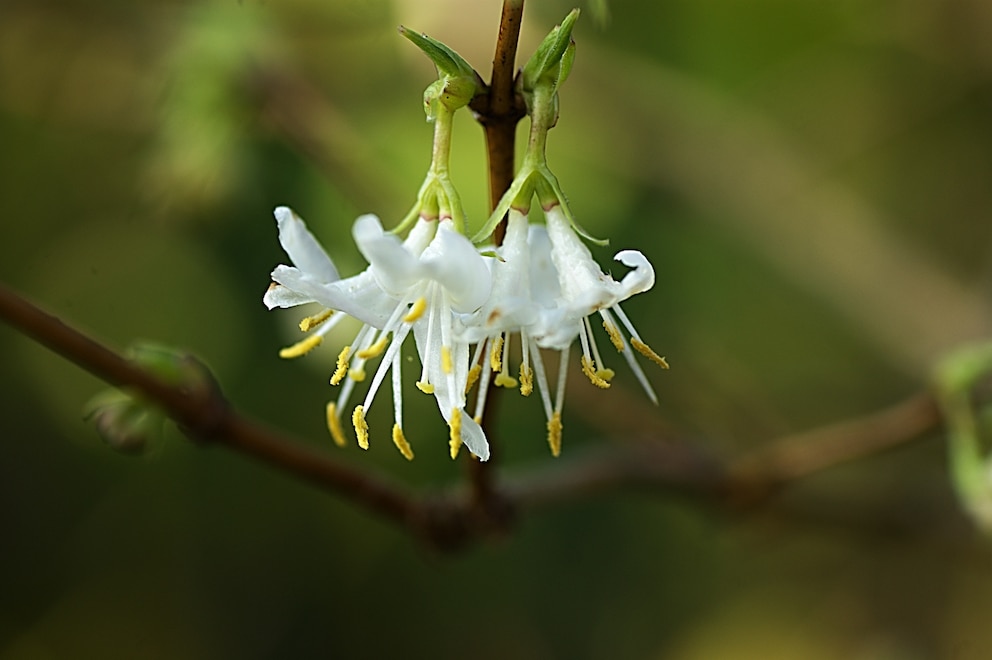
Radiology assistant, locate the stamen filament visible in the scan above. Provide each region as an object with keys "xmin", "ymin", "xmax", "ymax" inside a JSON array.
[
  {"xmin": 555, "ymin": 344, "xmax": 569, "ymax": 417},
  {"xmin": 417, "ymin": 285, "xmax": 439, "ymax": 389},
  {"xmin": 584, "ymin": 316, "xmax": 613, "ymax": 383},
  {"xmin": 473, "ymin": 338, "xmax": 495, "ymax": 423},
  {"xmin": 528, "ymin": 339, "xmax": 554, "ymax": 422},
  {"xmin": 601, "ymin": 309, "xmax": 659, "ymax": 404}
]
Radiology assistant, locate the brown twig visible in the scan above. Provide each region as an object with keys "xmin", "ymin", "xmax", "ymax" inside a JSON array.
[
  {"xmin": 0, "ymin": 281, "xmax": 948, "ymax": 551},
  {"xmin": 0, "ymin": 284, "xmax": 420, "ymax": 536},
  {"xmin": 507, "ymin": 391, "xmax": 943, "ymax": 510},
  {"xmin": 470, "ymin": 0, "xmax": 528, "ymax": 237},
  {"xmin": 462, "ymin": 0, "xmax": 528, "ymax": 530}
]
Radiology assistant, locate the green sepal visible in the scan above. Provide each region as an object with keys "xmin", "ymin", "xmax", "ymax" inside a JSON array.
[
  {"xmin": 534, "ymin": 173, "xmax": 608, "ymax": 246},
  {"xmin": 471, "ymin": 169, "xmax": 539, "ymax": 244}
]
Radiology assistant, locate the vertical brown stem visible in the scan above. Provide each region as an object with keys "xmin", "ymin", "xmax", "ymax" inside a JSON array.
[
  {"xmin": 473, "ymin": 0, "xmax": 527, "ymax": 245},
  {"xmin": 465, "ymin": 0, "xmax": 528, "ymax": 528}
]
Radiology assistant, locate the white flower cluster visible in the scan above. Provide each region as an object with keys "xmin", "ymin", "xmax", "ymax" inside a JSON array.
[{"xmin": 263, "ymin": 204, "xmax": 667, "ymax": 462}]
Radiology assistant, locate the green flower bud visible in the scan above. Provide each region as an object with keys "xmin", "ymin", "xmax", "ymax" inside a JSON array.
[{"xmin": 399, "ymin": 26, "xmax": 483, "ymax": 119}]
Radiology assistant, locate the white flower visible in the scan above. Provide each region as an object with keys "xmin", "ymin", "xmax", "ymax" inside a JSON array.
[
  {"xmin": 263, "ymin": 207, "xmax": 493, "ymax": 461},
  {"xmin": 539, "ymin": 203, "xmax": 668, "ymax": 408},
  {"xmin": 457, "ymin": 209, "xmax": 571, "ymax": 456}
]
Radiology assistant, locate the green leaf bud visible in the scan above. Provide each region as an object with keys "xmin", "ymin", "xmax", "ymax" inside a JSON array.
[
  {"xmin": 400, "ymin": 26, "xmax": 483, "ymax": 117},
  {"xmin": 85, "ymin": 391, "xmax": 163, "ymax": 456},
  {"xmin": 520, "ymin": 9, "xmax": 580, "ymax": 94}
]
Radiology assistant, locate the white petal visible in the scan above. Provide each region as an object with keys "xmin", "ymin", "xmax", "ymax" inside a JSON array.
[
  {"xmin": 527, "ymin": 224, "xmax": 562, "ymax": 308},
  {"xmin": 614, "ymin": 250, "xmax": 655, "ymax": 297},
  {"xmin": 262, "ymin": 282, "xmax": 316, "ymax": 309},
  {"xmin": 458, "ymin": 414, "xmax": 490, "ymax": 461},
  {"xmin": 533, "ymin": 309, "xmax": 581, "ymax": 350},
  {"xmin": 402, "ymin": 217, "xmax": 437, "ymax": 256},
  {"xmin": 274, "ymin": 207, "xmax": 339, "ymax": 282},
  {"xmin": 544, "ymin": 206, "xmax": 618, "ymax": 310},
  {"xmin": 419, "ymin": 221, "xmax": 492, "ymax": 313},
  {"xmin": 353, "ymin": 214, "xmax": 424, "ymax": 297},
  {"xmin": 271, "ymin": 265, "xmax": 395, "ymax": 328}
]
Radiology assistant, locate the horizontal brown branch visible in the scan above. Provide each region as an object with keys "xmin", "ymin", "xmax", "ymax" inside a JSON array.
[{"xmin": 0, "ymin": 282, "xmax": 946, "ymax": 552}]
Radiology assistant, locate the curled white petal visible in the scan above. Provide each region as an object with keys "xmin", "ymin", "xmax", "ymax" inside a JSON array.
[
  {"xmin": 614, "ymin": 250, "xmax": 655, "ymax": 297},
  {"xmin": 274, "ymin": 207, "xmax": 339, "ymax": 283}
]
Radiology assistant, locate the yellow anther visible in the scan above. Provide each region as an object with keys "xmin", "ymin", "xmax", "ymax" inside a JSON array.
[
  {"xmin": 547, "ymin": 412, "xmax": 563, "ymax": 457},
  {"xmin": 278, "ymin": 334, "xmax": 323, "ymax": 359},
  {"xmin": 357, "ymin": 335, "xmax": 389, "ymax": 359},
  {"xmin": 352, "ymin": 405, "xmax": 369, "ymax": 450},
  {"xmin": 465, "ymin": 364, "xmax": 482, "ymax": 395},
  {"xmin": 325, "ymin": 402, "xmax": 347, "ymax": 448},
  {"xmin": 495, "ymin": 371, "xmax": 518, "ymax": 388},
  {"xmin": 519, "ymin": 363, "xmax": 534, "ymax": 396},
  {"xmin": 596, "ymin": 367, "xmax": 615, "ymax": 383},
  {"xmin": 441, "ymin": 346, "xmax": 453, "ymax": 375},
  {"xmin": 299, "ymin": 309, "xmax": 333, "ymax": 332},
  {"xmin": 348, "ymin": 366, "xmax": 366, "ymax": 382},
  {"xmin": 403, "ymin": 297, "xmax": 427, "ymax": 323},
  {"xmin": 330, "ymin": 345, "xmax": 351, "ymax": 385},
  {"xmin": 631, "ymin": 338, "xmax": 670, "ymax": 369},
  {"xmin": 602, "ymin": 319, "xmax": 625, "ymax": 352},
  {"xmin": 490, "ymin": 335, "xmax": 504, "ymax": 372},
  {"xmin": 416, "ymin": 381, "xmax": 435, "ymax": 394},
  {"xmin": 581, "ymin": 355, "xmax": 611, "ymax": 389},
  {"xmin": 449, "ymin": 408, "xmax": 462, "ymax": 459},
  {"xmin": 392, "ymin": 424, "xmax": 414, "ymax": 461}
]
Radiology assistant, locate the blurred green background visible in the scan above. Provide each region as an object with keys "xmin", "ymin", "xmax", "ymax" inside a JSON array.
[{"xmin": 3, "ymin": 0, "xmax": 992, "ymax": 658}]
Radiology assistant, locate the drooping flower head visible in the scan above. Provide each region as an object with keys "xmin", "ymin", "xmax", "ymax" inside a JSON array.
[
  {"xmin": 264, "ymin": 208, "xmax": 492, "ymax": 462},
  {"xmin": 462, "ymin": 8, "xmax": 668, "ymax": 457}
]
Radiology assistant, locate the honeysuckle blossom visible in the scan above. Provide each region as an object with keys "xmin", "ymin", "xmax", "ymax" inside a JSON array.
[
  {"xmin": 354, "ymin": 213, "xmax": 493, "ymax": 461},
  {"xmin": 457, "ymin": 209, "xmax": 571, "ymax": 456},
  {"xmin": 539, "ymin": 203, "xmax": 669, "ymax": 404},
  {"xmin": 263, "ymin": 207, "xmax": 493, "ymax": 462},
  {"xmin": 263, "ymin": 11, "xmax": 667, "ymax": 465}
]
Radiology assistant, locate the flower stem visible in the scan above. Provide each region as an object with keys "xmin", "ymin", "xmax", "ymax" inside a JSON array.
[{"xmin": 471, "ymin": 0, "xmax": 527, "ymax": 245}]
